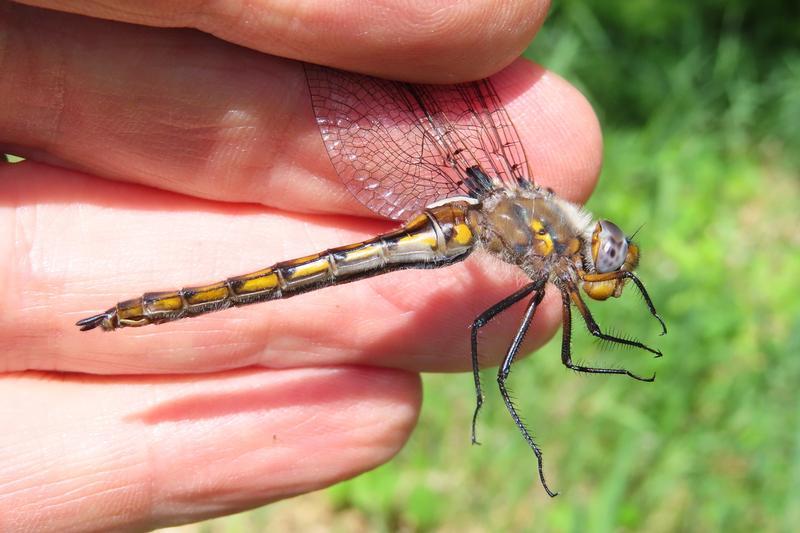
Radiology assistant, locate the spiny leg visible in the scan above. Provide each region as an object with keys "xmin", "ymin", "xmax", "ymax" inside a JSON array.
[
  {"xmin": 560, "ymin": 285, "xmax": 656, "ymax": 381},
  {"xmin": 570, "ymin": 284, "xmax": 662, "ymax": 359},
  {"xmin": 582, "ymin": 271, "xmax": 666, "ymax": 336},
  {"xmin": 469, "ymin": 283, "xmax": 537, "ymax": 444},
  {"xmin": 495, "ymin": 288, "xmax": 558, "ymax": 497},
  {"xmin": 623, "ymin": 272, "xmax": 667, "ymax": 336}
]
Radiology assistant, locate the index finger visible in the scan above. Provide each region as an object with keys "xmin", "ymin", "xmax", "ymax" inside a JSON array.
[
  {"xmin": 12, "ymin": 0, "xmax": 549, "ymax": 82},
  {"xmin": 0, "ymin": 6, "xmax": 601, "ymax": 213}
]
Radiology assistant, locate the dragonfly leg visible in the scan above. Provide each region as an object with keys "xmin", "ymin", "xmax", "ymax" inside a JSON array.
[
  {"xmin": 582, "ymin": 271, "xmax": 667, "ymax": 336},
  {"xmin": 469, "ymin": 283, "xmax": 538, "ymax": 445},
  {"xmin": 623, "ymin": 272, "xmax": 667, "ymax": 336},
  {"xmin": 496, "ymin": 288, "xmax": 559, "ymax": 497},
  {"xmin": 561, "ymin": 284, "xmax": 657, "ymax": 381}
]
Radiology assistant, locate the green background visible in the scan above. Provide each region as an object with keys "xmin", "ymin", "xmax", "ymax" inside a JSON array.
[{"xmin": 157, "ymin": 0, "xmax": 800, "ymax": 531}]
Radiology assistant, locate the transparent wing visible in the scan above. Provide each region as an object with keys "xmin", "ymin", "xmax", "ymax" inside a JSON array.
[{"xmin": 305, "ymin": 63, "xmax": 533, "ymax": 220}]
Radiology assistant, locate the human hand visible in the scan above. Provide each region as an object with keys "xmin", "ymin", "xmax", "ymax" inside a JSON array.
[{"xmin": 0, "ymin": 1, "xmax": 601, "ymax": 529}]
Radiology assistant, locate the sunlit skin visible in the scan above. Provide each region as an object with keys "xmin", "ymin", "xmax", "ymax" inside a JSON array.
[{"xmin": 0, "ymin": 0, "xmax": 604, "ymax": 529}]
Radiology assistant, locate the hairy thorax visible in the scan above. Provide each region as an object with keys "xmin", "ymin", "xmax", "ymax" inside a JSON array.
[{"xmin": 468, "ymin": 187, "xmax": 594, "ymax": 282}]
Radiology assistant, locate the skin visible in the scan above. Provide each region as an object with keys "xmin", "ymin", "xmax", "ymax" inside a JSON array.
[{"xmin": 0, "ymin": 0, "xmax": 602, "ymax": 529}]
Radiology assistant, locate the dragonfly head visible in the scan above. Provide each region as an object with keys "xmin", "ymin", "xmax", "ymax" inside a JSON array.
[{"xmin": 583, "ymin": 220, "xmax": 640, "ymax": 301}]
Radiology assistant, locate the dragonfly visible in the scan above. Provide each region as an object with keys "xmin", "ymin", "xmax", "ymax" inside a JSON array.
[{"xmin": 77, "ymin": 62, "xmax": 666, "ymax": 496}]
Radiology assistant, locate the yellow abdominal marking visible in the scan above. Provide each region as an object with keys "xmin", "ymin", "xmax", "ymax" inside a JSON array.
[
  {"xmin": 342, "ymin": 244, "xmax": 381, "ymax": 261},
  {"xmin": 234, "ymin": 269, "xmax": 279, "ymax": 293},
  {"xmin": 453, "ymin": 223, "xmax": 473, "ymax": 245},
  {"xmin": 284, "ymin": 258, "xmax": 330, "ymax": 280},
  {"xmin": 185, "ymin": 283, "xmax": 229, "ymax": 304},
  {"xmin": 403, "ymin": 213, "xmax": 430, "ymax": 231},
  {"xmin": 399, "ymin": 232, "xmax": 437, "ymax": 249},
  {"xmin": 117, "ymin": 301, "xmax": 144, "ymax": 319},
  {"xmin": 149, "ymin": 293, "xmax": 183, "ymax": 311}
]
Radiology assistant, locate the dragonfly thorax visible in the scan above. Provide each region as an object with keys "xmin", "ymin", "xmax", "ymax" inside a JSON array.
[{"xmin": 470, "ymin": 187, "xmax": 594, "ymax": 279}]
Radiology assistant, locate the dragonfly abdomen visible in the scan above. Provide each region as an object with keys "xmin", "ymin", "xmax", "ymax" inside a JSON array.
[{"xmin": 76, "ymin": 201, "xmax": 477, "ymax": 331}]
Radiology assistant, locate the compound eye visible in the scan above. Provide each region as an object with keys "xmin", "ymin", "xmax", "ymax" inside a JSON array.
[{"xmin": 593, "ymin": 220, "xmax": 628, "ymax": 273}]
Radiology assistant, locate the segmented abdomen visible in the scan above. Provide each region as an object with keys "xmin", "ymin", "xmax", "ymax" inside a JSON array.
[{"xmin": 77, "ymin": 201, "xmax": 477, "ymax": 331}]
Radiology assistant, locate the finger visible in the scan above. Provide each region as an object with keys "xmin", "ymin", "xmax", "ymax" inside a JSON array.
[
  {"xmin": 1, "ymin": 162, "xmax": 563, "ymax": 374},
  {"xmin": 0, "ymin": 367, "xmax": 420, "ymax": 530},
  {"xmin": 11, "ymin": 0, "xmax": 549, "ymax": 82},
  {"xmin": 0, "ymin": 7, "xmax": 601, "ymax": 212}
]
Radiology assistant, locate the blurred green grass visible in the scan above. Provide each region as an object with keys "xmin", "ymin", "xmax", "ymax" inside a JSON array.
[{"xmin": 167, "ymin": 1, "xmax": 800, "ymax": 531}]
